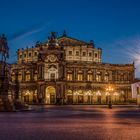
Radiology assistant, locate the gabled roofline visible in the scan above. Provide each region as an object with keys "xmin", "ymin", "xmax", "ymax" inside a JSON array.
[{"xmin": 58, "ymin": 35, "xmax": 90, "ymax": 45}]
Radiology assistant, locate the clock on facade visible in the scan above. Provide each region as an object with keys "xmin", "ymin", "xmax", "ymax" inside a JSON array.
[{"xmin": 47, "ymin": 55, "xmax": 57, "ymax": 62}]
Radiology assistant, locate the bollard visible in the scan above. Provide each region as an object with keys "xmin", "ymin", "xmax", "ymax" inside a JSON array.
[{"xmin": 108, "ymin": 101, "xmax": 112, "ymax": 109}]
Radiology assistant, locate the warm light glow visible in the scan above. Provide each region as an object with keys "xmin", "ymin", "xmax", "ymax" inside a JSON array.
[
  {"xmin": 77, "ymin": 73, "xmax": 83, "ymax": 81},
  {"xmin": 106, "ymin": 86, "xmax": 114, "ymax": 91},
  {"xmin": 105, "ymin": 92, "xmax": 110, "ymax": 96},
  {"xmin": 85, "ymin": 90, "xmax": 91, "ymax": 96},
  {"xmin": 96, "ymin": 90, "xmax": 101, "ymax": 96},
  {"xmin": 67, "ymin": 73, "xmax": 72, "ymax": 81},
  {"xmin": 113, "ymin": 92, "xmax": 119, "ymax": 96},
  {"xmin": 87, "ymin": 74, "xmax": 92, "ymax": 81},
  {"xmin": 74, "ymin": 91, "xmax": 79, "ymax": 95},
  {"xmin": 26, "ymin": 71, "xmax": 30, "ymax": 81}
]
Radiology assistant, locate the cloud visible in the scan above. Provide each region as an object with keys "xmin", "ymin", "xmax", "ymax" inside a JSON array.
[
  {"xmin": 9, "ymin": 22, "xmax": 50, "ymax": 41},
  {"xmin": 101, "ymin": 35, "xmax": 140, "ymax": 77}
]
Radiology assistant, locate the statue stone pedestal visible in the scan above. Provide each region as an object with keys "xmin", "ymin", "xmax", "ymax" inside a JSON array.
[{"xmin": 0, "ymin": 95, "xmax": 15, "ymax": 112}]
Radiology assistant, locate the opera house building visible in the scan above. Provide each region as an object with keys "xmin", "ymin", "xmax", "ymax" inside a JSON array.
[{"xmin": 11, "ymin": 32, "xmax": 135, "ymax": 104}]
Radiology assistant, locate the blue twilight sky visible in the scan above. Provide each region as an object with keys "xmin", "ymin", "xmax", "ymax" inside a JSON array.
[{"xmin": 0, "ymin": 0, "xmax": 140, "ymax": 76}]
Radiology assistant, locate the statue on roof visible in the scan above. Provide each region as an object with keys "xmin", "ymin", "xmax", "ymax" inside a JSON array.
[
  {"xmin": 89, "ymin": 40, "xmax": 95, "ymax": 48},
  {"xmin": 0, "ymin": 34, "xmax": 9, "ymax": 62},
  {"xmin": 51, "ymin": 32, "xmax": 57, "ymax": 39},
  {"xmin": 48, "ymin": 32, "xmax": 59, "ymax": 49},
  {"xmin": 63, "ymin": 30, "xmax": 67, "ymax": 37}
]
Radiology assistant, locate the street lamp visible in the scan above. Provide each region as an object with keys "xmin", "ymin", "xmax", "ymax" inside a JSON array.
[{"xmin": 106, "ymin": 86, "xmax": 114, "ymax": 109}]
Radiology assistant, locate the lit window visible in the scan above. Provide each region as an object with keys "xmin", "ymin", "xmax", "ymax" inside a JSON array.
[
  {"xmin": 26, "ymin": 71, "xmax": 30, "ymax": 81},
  {"xmin": 18, "ymin": 72, "xmax": 22, "ymax": 81},
  {"xmin": 67, "ymin": 73, "xmax": 73, "ymax": 81},
  {"xmin": 77, "ymin": 71, "xmax": 83, "ymax": 81},
  {"xmin": 104, "ymin": 72, "xmax": 109, "ymax": 82},
  {"xmin": 87, "ymin": 71, "xmax": 93, "ymax": 81},
  {"xmin": 96, "ymin": 72, "xmax": 101, "ymax": 82},
  {"xmin": 11, "ymin": 72, "xmax": 15, "ymax": 82}
]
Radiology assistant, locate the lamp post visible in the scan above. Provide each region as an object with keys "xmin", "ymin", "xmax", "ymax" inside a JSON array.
[{"xmin": 106, "ymin": 86, "xmax": 114, "ymax": 109}]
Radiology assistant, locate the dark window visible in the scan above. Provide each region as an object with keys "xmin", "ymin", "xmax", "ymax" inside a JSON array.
[
  {"xmin": 89, "ymin": 52, "xmax": 92, "ymax": 57},
  {"xmin": 24, "ymin": 54, "xmax": 26, "ymax": 58},
  {"xmin": 69, "ymin": 51, "xmax": 72, "ymax": 55},
  {"xmin": 34, "ymin": 52, "xmax": 37, "ymax": 56},
  {"xmin": 28, "ymin": 53, "xmax": 32, "ymax": 57},
  {"xmin": 50, "ymin": 73, "xmax": 55, "ymax": 80},
  {"xmin": 83, "ymin": 52, "xmax": 86, "ymax": 56},
  {"xmin": 95, "ymin": 53, "xmax": 98, "ymax": 58},
  {"xmin": 76, "ymin": 51, "xmax": 79, "ymax": 56},
  {"xmin": 19, "ymin": 55, "xmax": 22, "ymax": 59}
]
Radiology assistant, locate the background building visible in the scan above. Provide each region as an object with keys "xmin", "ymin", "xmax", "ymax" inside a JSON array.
[{"xmin": 11, "ymin": 32, "xmax": 135, "ymax": 104}]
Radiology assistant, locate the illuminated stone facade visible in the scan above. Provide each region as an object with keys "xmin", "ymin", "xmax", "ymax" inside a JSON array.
[{"xmin": 11, "ymin": 32, "xmax": 135, "ymax": 104}]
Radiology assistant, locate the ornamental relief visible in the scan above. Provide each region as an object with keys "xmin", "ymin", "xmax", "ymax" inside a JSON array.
[{"xmin": 45, "ymin": 54, "xmax": 58, "ymax": 62}]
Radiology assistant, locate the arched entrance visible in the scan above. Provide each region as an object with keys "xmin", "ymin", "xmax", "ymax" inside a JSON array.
[
  {"xmin": 67, "ymin": 90, "xmax": 73, "ymax": 104},
  {"xmin": 45, "ymin": 86, "xmax": 56, "ymax": 104},
  {"xmin": 22, "ymin": 90, "xmax": 33, "ymax": 103}
]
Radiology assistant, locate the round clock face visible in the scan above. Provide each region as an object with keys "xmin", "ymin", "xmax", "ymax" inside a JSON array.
[{"xmin": 48, "ymin": 55, "xmax": 57, "ymax": 62}]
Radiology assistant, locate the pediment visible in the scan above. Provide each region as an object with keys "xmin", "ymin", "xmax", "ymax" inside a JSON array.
[{"xmin": 58, "ymin": 36, "xmax": 88, "ymax": 46}]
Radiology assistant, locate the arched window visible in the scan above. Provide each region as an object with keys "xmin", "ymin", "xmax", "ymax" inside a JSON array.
[
  {"xmin": 123, "ymin": 73, "xmax": 127, "ymax": 81},
  {"xmin": 26, "ymin": 71, "xmax": 30, "ymax": 81},
  {"xmin": 104, "ymin": 72, "xmax": 109, "ymax": 82},
  {"xmin": 96, "ymin": 72, "xmax": 101, "ymax": 82},
  {"xmin": 76, "ymin": 51, "xmax": 79, "ymax": 56},
  {"xmin": 24, "ymin": 53, "xmax": 27, "ymax": 58},
  {"xmin": 18, "ymin": 71, "xmax": 22, "ymax": 82},
  {"xmin": 120, "ymin": 73, "xmax": 124, "ymax": 81},
  {"xmin": 87, "ymin": 71, "xmax": 93, "ymax": 81},
  {"xmin": 67, "ymin": 90, "xmax": 73, "ymax": 95},
  {"xmin": 34, "ymin": 70, "xmax": 38, "ymax": 81},
  {"xmin": 28, "ymin": 52, "xmax": 32, "ymax": 57},
  {"xmin": 34, "ymin": 52, "xmax": 38, "ymax": 56},
  {"xmin": 77, "ymin": 71, "xmax": 83, "ymax": 81},
  {"xmin": 67, "ymin": 70, "xmax": 73, "ymax": 81},
  {"xmin": 11, "ymin": 72, "xmax": 15, "ymax": 82}
]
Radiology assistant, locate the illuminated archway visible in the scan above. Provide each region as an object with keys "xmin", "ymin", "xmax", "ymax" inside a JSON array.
[
  {"xmin": 45, "ymin": 86, "xmax": 56, "ymax": 104},
  {"xmin": 22, "ymin": 90, "xmax": 33, "ymax": 103},
  {"xmin": 67, "ymin": 90, "xmax": 73, "ymax": 104}
]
